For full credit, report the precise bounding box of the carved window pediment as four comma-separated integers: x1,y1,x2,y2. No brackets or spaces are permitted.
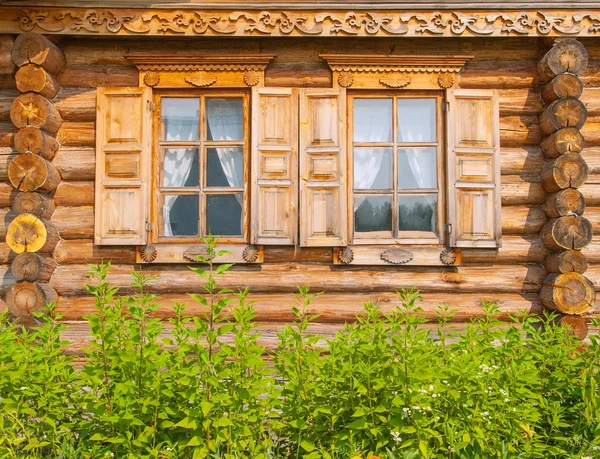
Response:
125,53,277,88
320,54,472,90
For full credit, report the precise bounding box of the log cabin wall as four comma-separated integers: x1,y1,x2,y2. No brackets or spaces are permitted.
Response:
0,33,599,353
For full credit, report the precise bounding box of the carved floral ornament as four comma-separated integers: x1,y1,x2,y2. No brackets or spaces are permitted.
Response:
9,9,600,37
125,53,275,88
321,54,471,89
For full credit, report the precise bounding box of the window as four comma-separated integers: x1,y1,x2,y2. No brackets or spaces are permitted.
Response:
350,92,443,244
94,82,501,264
153,91,249,243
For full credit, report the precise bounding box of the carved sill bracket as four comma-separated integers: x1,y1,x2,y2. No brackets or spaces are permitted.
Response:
321,54,472,90
334,246,461,266
126,53,277,88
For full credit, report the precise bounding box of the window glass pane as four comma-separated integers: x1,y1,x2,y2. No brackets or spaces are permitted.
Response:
206,147,244,188
163,148,199,187
398,147,437,189
397,98,436,142
162,98,199,141
398,195,437,233
354,195,393,235
163,194,199,236
354,148,392,190
206,194,243,236
353,99,392,143
206,98,244,141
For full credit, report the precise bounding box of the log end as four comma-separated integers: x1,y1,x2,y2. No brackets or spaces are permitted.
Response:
541,272,595,315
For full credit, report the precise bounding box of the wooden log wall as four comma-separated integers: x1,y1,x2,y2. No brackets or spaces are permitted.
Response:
3,32,63,321
0,35,599,352
537,39,595,338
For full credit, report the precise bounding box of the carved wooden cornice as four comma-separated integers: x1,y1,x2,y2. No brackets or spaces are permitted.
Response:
125,53,276,88
4,8,600,37
321,54,472,89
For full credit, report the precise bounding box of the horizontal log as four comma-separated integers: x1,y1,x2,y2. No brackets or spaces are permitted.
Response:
0,36,15,75
11,32,66,76
540,272,595,315
56,122,95,147
501,205,546,235
498,89,542,116
541,73,583,104
460,62,538,89
581,88,600,116
56,65,138,88
500,147,544,176
52,239,136,264
10,92,63,134
0,148,15,181
12,252,57,282
52,147,95,180
581,117,600,146
583,148,600,176
540,215,592,251
539,98,587,135
15,64,61,99
6,213,60,254
0,265,15,296
540,152,589,193
55,292,543,323
540,127,584,158
499,115,542,147
544,250,588,275
8,152,61,193
0,244,14,264
543,188,585,218
0,122,14,147
14,126,59,159
538,39,588,84
580,183,600,205
265,62,331,88
500,176,545,205
586,265,600,292
588,207,600,235
54,181,94,207
553,314,588,341
52,206,94,240
461,235,549,264
54,88,96,121
6,281,58,316
582,237,600,263
50,263,547,296
0,89,18,121
13,191,55,218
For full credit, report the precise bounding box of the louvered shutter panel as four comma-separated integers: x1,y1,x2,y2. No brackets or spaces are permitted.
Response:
299,88,347,247
251,87,298,245
447,89,501,248
95,87,152,245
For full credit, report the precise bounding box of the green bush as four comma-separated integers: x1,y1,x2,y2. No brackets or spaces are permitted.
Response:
0,238,599,458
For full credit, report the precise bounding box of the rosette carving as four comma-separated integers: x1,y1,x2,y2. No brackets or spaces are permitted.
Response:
381,247,413,264
379,73,411,88
437,72,454,89
337,72,354,88
339,247,354,264
440,249,457,266
143,71,160,87
141,245,157,263
243,70,260,87
184,72,217,87
243,245,259,263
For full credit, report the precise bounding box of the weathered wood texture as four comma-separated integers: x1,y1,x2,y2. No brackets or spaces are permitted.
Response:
10,92,63,134
11,32,66,76
5,213,60,254
15,64,61,99
540,272,595,314
6,281,58,316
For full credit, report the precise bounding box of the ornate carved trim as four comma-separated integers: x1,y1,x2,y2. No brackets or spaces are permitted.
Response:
337,72,354,88
185,72,217,87
126,53,275,88
440,249,457,266
379,73,411,88
243,70,260,86
381,247,414,264
243,245,259,263
140,245,157,263
7,9,600,37
437,72,455,89
322,54,469,89
183,245,213,262
339,247,354,264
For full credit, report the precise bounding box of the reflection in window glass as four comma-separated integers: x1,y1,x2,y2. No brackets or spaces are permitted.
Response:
354,195,393,234
206,147,244,188
163,148,199,187
162,98,199,141
354,99,392,143
398,148,437,189
206,194,243,236
354,148,393,190
398,195,437,233
163,194,199,236
206,98,244,141
397,98,436,142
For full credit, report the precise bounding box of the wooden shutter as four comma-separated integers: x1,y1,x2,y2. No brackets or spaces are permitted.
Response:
251,87,298,245
298,88,347,247
95,87,152,245
447,89,501,248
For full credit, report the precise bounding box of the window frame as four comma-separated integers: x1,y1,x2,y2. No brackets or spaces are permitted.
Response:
150,88,251,245
347,90,446,246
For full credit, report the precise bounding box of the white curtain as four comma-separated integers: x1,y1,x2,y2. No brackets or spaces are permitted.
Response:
353,100,392,210
163,113,197,236
397,99,437,229
206,99,244,191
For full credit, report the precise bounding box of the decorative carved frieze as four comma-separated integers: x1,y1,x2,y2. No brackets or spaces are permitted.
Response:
381,247,414,264
125,53,276,88
7,9,600,37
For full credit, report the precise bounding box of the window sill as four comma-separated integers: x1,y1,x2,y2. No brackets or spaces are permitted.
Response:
136,244,263,264
333,246,461,266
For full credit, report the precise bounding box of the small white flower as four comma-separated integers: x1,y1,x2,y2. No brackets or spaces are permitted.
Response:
429,385,434,391
412,405,421,411
481,411,489,417
391,431,402,443
581,456,593,459
434,416,440,421
403,407,411,413
19,387,27,391
593,446,600,451
504,398,510,403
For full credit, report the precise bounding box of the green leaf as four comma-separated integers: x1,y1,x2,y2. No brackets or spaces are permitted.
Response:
300,440,315,452
186,436,202,447
200,401,213,416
